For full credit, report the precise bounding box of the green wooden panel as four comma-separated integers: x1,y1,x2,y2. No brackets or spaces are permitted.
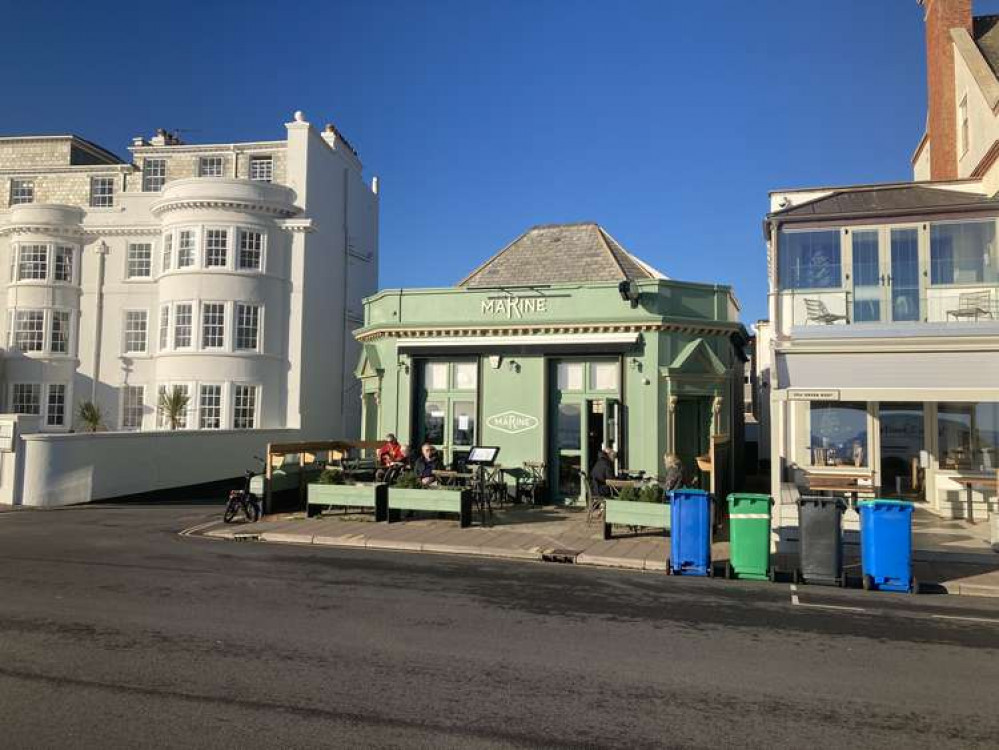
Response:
604,499,671,530
308,483,380,508
389,489,463,513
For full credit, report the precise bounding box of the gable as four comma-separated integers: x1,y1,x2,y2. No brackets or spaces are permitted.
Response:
667,338,727,377
355,344,383,379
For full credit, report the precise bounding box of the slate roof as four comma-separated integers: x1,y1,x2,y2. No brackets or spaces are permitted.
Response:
771,185,999,220
458,223,667,288
974,15,999,78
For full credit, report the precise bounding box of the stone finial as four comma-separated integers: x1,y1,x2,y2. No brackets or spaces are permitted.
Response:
371,176,379,194
294,111,306,123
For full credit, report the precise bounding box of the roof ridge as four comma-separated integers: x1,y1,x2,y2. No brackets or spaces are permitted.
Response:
595,226,630,279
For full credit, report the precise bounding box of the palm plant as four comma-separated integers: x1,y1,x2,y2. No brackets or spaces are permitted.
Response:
157,387,190,430
76,400,104,433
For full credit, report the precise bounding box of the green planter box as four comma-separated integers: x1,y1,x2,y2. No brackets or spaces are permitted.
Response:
388,487,472,528
603,499,670,540
307,482,387,521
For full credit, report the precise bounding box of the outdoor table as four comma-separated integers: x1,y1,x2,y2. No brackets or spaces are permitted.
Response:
434,470,473,488
953,474,998,523
803,474,877,509
605,479,642,497
500,467,532,504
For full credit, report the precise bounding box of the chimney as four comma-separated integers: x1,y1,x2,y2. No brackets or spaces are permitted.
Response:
922,0,973,180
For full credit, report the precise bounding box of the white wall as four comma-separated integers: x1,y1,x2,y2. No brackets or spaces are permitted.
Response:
17,427,297,506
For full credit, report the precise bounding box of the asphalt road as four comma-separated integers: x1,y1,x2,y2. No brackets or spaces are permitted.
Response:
1,502,998,749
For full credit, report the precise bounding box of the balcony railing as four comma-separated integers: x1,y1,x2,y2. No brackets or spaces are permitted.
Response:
780,285,999,332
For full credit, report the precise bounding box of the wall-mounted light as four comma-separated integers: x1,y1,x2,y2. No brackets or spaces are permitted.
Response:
489,355,502,369
618,279,640,309
397,358,410,374
628,358,642,372
507,359,521,373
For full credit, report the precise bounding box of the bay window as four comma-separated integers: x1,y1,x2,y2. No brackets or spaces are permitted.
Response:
779,230,842,290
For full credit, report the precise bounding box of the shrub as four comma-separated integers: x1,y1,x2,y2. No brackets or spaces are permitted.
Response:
394,471,421,490
318,468,346,485
617,485,639,503
639,484,664,504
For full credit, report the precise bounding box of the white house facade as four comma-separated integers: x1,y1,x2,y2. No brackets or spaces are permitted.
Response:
0,112,378,505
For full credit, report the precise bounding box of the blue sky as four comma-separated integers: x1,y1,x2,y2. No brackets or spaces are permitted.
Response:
8,0,999,323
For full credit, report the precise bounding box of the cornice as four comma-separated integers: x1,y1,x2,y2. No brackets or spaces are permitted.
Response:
0,223,86,238
356,320,739,342
84,225,162,236
775,336,999,355
150,196,299,218
277,218,314,233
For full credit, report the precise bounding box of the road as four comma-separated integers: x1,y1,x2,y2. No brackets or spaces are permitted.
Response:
0,501,997,749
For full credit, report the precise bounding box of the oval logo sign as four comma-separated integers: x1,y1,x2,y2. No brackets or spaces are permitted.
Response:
486,411,539,435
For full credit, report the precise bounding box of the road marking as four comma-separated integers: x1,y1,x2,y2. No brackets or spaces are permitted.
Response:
931,614,999,625
179,519,219,537
796,602,867,613
789,584,799,605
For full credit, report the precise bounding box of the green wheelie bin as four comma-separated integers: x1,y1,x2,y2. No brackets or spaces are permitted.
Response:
725,493,774,581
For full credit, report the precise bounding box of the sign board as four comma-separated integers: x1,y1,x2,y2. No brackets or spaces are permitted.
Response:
481,297,550,320
0,420,14,452
486,411,539,435
787,389,840,401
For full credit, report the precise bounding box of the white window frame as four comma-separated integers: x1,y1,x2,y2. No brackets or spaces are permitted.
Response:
235,303,261,352
53,245,75,284
45,384,67,428
10,383,41,415
172,302,194,350
9,179,34,206
232,383,260,429
121,384,145,431
204,227,229,268
126,242,154,280
198,156,225,177
198,383,224,430
158,304,171,352
123,309,149,355
142,159,166,192
11,309,45,352
16,244,48,281
157,382,193,430
176,229,196,268
50,310,71,355
89,176,115,208
200,302,226,350
249,156,273,183
237,228,265,271
161,231,173,273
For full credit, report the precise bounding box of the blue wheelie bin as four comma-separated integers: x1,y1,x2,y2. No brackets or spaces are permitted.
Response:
858,499,916,593
669,489,712,576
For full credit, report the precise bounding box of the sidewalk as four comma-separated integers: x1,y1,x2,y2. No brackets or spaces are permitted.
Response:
200,504,999,597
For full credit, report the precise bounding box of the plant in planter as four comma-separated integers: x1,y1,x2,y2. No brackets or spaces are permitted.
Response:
617,485,640,503
394,471,422,490
317,468,346,485
639,484,664,504
604,483,671,540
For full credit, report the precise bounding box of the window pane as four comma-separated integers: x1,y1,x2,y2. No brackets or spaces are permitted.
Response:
51,311,70,354
851,230,881,323
124,310,148,353
46,384,66,426
122,385,144,430
938,402,999,471
557,362,583,391
237,229,262,270
235,304,259,350
89,177,114,208
9,179,34,206
177,230,195,267
233,385,257,429
557,402,581,450
891,228,920,322
810,402,868,467
249,156,273,182
198,157,224,177
13,310,44,351
174,304,193,348
453,362,477,390
589,361,618,391
779,230,842,290
54,246,74,283
423,361,447,391
162,232,173,272
423,400,445,444
159,306,170,351
201,303,225,349
452,401,475,446
205,229,228,267
930,221,998,285
127,243,152,279
199,385,222,429
142,159,166,192
11,384,40,414
17,245,48,280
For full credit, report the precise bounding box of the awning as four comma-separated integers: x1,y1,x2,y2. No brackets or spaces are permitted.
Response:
397,332,641,356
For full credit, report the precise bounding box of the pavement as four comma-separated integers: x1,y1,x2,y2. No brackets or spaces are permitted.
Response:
2,500,999,749
202,503,999,597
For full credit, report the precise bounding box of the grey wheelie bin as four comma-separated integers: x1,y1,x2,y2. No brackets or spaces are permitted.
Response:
795,496,846,586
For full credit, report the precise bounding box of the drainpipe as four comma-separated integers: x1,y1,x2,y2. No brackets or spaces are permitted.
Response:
340,167,350,427
91,241,109,402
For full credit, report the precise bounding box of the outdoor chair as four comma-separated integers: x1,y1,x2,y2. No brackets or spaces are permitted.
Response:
580,469,603,524
946,290,993,322
804,298,849,325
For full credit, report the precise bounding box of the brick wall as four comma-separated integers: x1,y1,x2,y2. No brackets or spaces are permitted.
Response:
924,0,973,180
0,139,73,170
2,171,126,208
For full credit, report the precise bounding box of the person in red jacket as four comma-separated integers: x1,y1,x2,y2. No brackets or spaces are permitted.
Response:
377,434,405,466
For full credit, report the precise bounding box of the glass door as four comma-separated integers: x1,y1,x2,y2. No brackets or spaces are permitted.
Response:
852,229,882,323
879,402,924,500
415,360,477,468
889,228,921,322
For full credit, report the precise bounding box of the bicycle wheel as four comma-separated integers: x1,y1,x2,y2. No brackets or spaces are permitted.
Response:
223,500,239,524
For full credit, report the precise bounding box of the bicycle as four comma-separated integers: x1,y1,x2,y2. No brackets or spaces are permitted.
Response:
223,456,265,524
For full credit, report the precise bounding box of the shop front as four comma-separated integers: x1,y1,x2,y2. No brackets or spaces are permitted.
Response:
354,223,747,502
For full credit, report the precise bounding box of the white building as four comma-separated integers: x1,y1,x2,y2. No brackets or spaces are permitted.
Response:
766,0,999,546
0,112,378,505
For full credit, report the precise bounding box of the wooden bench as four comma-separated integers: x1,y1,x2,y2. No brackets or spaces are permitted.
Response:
307,482,387,521
387,488,473,528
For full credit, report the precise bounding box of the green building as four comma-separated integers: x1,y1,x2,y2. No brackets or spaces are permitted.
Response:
354,223,748,501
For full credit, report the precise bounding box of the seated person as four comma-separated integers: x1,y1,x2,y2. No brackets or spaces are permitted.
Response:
590,446,616,497
377,433,406,466
413,442,442,486
661,453,684,493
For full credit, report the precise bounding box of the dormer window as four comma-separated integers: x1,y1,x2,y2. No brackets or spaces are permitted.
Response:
198,156,224,177
9,179,34,206
249,156,273,182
